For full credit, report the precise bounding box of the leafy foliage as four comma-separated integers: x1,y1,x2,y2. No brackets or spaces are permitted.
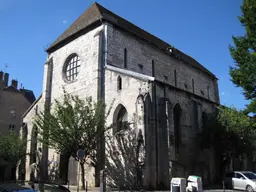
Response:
34,90,109,189
229,0,256,113
201,106,256,177
0,131,27,166
35,90,106,160
218,106,256,140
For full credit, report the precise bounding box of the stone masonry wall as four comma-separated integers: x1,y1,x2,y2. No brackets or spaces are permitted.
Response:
23,25,103,186
47,25,102,101
22,96,46,181
106,23,219,104
106,22,219,188
22,20,220,189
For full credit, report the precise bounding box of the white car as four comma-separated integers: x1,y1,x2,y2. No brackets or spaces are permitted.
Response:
224,171,256,192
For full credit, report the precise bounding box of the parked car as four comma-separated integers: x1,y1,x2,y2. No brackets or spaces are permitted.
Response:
224,171,256,192
0,181,70,192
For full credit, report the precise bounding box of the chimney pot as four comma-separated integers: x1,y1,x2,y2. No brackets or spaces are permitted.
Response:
4,73,9,87
11,79,18,89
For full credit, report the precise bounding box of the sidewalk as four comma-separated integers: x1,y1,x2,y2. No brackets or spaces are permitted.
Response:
65,185,233,192
65,185,99,192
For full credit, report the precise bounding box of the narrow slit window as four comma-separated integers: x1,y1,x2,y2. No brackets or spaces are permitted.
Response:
152,60,155,77
124,48,127,68
117,76,122,90
207,86,210,99
192,78,195,93
174,70,177,86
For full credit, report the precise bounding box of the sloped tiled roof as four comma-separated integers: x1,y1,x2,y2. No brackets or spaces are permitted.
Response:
46,2,217,79
20,89,36,104
3,86,36,104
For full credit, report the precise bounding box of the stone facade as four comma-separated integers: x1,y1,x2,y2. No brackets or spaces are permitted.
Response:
21,2,220,190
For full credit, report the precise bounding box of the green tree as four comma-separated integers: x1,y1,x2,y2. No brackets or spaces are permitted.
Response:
0,132,27,179
201,107,256,178
229,0,256,114
217,106,255,160
35,90,110,189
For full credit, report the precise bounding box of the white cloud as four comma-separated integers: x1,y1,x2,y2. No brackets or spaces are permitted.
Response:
221,92,225,95
62,20,68,24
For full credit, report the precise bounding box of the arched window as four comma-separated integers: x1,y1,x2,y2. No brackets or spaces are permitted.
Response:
173,103,182,154
30,125,38,165
113,104,128,133
117,76,122,91
21,123,28,140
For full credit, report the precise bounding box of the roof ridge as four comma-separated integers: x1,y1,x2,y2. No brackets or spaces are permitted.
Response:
46,2,217,79
46,2,102,52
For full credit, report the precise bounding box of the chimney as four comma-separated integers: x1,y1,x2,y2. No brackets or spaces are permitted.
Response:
0,71,3,81
0,71,3,89
11,79,18,89
4,73,9,87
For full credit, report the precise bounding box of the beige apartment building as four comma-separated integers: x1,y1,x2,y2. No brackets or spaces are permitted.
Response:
0,71,35,181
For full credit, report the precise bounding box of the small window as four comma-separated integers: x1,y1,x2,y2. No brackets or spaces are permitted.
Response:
117,76,122,91
152,60,155,77
9,124,15,131
35,105,38,115
63,54,81,81
192,79,195,93
10,109,16,119
207,86,210,99
124,48,127,68
174,70,177,86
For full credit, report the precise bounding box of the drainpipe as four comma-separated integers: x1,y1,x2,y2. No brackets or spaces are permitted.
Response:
151,61,158,188
97,20,107,185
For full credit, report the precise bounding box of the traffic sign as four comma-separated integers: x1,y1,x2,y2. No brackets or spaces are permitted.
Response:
76,149,85,161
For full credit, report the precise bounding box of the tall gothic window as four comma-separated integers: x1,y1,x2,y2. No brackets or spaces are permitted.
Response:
30,125,38,165
113,104,128,133
202,112,208,130
173,103,182,154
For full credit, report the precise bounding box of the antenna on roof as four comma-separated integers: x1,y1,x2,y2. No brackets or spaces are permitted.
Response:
3,63,9,72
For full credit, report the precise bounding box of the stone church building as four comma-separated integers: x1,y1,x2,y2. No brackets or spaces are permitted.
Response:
20,2,220,190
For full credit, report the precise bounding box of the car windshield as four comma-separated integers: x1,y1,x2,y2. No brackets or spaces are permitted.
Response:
243,172,256,180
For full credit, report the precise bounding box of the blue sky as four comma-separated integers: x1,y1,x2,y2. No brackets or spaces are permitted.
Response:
0,0,249,109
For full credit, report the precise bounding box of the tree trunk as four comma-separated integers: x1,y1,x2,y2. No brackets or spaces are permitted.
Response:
59,154,70,184
80,162,86,190
11,166,16,181
95,162,100,187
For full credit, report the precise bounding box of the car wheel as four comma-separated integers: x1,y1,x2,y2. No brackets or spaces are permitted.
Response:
246,185,253,192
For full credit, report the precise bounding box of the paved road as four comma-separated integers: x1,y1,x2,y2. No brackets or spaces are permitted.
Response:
68,189,234,192
66,185,236,192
